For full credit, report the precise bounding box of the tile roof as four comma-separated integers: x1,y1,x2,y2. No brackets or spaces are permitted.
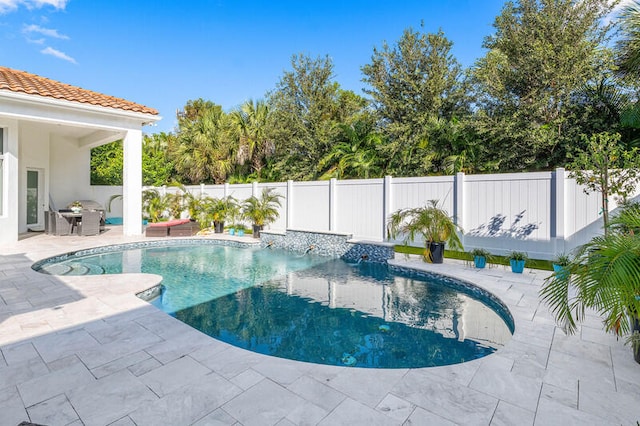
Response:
0,66,158,115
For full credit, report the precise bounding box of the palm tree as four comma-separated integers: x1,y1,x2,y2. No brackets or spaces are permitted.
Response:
242,188,283,238
172,105,233,184
540,203,640,363
617,1,640,80
230,99,275,179
318,120,382,179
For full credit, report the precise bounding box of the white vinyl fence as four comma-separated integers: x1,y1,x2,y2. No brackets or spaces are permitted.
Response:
93,168,639,260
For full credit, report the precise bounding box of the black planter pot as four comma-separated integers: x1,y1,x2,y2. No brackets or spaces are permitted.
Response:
429,242,445,264
252,224,263,239
214,221,225,233
632,317,640,364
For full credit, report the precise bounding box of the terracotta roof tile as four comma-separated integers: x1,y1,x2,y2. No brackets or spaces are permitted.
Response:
0,66,158,115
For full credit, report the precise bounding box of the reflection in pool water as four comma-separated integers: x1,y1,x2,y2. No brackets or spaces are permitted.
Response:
34,243,513,368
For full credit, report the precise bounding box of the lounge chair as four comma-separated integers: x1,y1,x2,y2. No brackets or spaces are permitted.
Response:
145,219,200,237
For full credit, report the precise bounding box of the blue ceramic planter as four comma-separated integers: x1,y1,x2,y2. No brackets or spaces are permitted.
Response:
474,255,487,269
510,259,525,273
552,263,569,280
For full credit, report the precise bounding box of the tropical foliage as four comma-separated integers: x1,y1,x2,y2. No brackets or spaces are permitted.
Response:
242,188,283,227
91,0,640,188
540,203,640,354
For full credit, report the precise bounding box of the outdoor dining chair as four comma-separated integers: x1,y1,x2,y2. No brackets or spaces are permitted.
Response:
77,210,101,236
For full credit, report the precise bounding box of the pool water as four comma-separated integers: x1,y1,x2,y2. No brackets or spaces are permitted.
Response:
35,243,514,368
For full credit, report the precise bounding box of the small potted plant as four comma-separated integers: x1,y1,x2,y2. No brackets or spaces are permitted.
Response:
69,201,83,213
508,251,528,273
552,253,571,280
470,248,491,269
387,200,463,263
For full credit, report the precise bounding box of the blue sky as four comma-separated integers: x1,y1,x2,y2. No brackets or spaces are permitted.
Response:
3,1,516,133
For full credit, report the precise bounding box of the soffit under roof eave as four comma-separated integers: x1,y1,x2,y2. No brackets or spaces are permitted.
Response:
0,89,162,128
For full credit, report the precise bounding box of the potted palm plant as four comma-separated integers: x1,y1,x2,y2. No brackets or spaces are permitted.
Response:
552,253,571,280
541,202,640,364
242,188,283,238
387,200,463,263
470,248,492,269
508,251,527,273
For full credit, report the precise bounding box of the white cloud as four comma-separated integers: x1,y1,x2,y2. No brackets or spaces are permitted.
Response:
23,23,68,39
0,0,68,14
41,46,76,63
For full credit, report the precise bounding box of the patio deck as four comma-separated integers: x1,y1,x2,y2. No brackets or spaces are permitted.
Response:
0,228,639,425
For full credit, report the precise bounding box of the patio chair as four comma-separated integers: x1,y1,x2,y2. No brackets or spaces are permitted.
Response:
77,210,101,236
52,212,73,236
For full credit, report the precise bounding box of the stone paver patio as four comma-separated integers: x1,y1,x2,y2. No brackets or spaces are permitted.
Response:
1,228,639,425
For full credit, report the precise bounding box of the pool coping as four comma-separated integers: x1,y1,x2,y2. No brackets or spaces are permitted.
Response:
0,229,638,425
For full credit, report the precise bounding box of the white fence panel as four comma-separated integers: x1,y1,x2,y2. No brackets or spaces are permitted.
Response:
201,185,226,199
291,181,330,231
258,182,288,232
465,172,552,241
335,179,384,240
391,176,455,214
225,184,253,203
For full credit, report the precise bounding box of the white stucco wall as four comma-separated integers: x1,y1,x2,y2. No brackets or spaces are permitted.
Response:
18,125,51,232
49,133,92,210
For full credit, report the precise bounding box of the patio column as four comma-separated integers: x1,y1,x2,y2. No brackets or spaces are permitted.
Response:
122,129,143,236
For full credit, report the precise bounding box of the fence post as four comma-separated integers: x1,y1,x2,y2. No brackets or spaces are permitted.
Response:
329,178,337,232
224,182,229,198
383,176,393,240
200,183,205,196
552,168,566,255
252,181,259,197
454,172,465,229
287,180,294,229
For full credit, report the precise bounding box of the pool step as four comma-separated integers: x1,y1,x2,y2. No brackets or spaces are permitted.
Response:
40,262,105,276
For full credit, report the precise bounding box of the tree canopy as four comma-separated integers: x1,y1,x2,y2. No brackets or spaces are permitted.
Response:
92,0,640,186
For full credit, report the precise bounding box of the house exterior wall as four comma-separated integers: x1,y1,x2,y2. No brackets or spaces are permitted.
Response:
49,133,92,210
0,88,159,245
18,125,51,232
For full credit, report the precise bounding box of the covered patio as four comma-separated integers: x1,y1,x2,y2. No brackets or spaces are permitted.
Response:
0,66,160,245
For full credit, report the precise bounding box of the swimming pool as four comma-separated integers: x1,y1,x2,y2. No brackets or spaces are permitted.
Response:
34,241,514,368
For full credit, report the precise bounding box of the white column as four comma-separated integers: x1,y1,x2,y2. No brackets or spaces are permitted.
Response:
252,181,259,197
0,119,19,244
122,129,143,236
224,182,229,198
383,175,393,240
286,179,293,229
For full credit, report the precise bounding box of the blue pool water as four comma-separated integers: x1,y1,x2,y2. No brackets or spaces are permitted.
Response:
34,242,514,368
